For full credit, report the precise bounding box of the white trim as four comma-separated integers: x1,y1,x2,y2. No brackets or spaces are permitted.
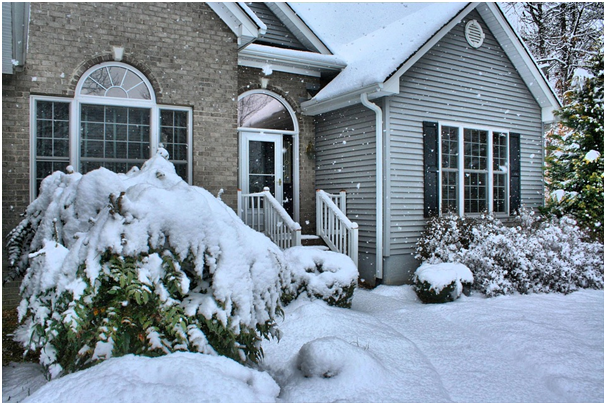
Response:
157,105,194,184
239,131,284,203
437,121,511,216
237,89,300,222
238,44,345,78
301,82,391,116
207,2,265,48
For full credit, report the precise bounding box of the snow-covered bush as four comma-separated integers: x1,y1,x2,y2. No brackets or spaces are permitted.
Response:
282,247,357,308
7,152,284,378
413,263,473,304
416,209,603,297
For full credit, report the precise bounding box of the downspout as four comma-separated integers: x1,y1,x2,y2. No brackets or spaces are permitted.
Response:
360,93,383,280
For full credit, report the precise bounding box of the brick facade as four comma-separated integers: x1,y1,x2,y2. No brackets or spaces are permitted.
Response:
2,2,241,306
2,3,322,307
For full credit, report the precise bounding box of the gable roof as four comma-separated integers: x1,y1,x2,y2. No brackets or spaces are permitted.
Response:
291,2,560,121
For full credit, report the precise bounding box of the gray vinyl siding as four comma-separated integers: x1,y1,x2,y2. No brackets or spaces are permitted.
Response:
247,2,307,51
2,2,13,74
315,104,378,279
386,9,543,259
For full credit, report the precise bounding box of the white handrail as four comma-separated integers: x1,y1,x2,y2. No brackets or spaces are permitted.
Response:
316,190,358,266
238,188,301,249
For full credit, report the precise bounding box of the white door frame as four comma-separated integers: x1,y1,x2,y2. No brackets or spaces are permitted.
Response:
239,131,284,202
237,90,300,222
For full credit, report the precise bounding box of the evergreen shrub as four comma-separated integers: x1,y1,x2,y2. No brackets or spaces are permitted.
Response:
282,247,358,308
7,153,284,378
416,209,604,297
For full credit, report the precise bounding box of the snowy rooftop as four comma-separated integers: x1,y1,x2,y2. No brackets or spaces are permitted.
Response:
290,2,468,102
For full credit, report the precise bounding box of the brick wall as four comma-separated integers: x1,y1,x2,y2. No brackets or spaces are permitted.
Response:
2,2,240,307
237,66,319,234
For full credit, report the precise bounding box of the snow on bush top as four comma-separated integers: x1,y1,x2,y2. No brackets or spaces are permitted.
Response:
414,263,473,291
12,151,286,372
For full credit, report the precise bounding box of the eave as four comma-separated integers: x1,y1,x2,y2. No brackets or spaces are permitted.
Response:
238,44,345,78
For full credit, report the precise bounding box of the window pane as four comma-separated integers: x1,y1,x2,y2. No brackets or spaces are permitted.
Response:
441,126,459,169
441,171,458,213
36,100,70,158
79,65,152,100
493,132,508,172
36,160,70,193
80,104,150,173
464,172,487,213
238,93,295,131
160,109,190,181
464,129,487,170
493,173,507,213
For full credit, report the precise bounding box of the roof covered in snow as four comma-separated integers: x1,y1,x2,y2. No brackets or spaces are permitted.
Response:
290,2,468,102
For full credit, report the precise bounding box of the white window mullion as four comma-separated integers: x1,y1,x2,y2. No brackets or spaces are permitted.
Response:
70,100,80,173
488,130,494,213
457,125,465,216
150,106,159,157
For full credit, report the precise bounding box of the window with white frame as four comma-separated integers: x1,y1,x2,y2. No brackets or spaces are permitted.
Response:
31,62,192,197
439,123,509,215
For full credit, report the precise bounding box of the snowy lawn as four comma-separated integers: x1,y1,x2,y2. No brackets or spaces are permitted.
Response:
3,286,603,403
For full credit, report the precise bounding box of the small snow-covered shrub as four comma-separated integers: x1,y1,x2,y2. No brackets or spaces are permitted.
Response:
416,209,604,297
413,263,473,304
282,247,358,308
296,337,381,379
7,152,284,378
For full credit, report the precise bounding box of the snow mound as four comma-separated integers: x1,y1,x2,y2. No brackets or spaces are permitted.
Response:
23,352,280,403
297,336,383,379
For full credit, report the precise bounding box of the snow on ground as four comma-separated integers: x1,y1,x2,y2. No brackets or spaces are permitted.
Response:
3,287,603,402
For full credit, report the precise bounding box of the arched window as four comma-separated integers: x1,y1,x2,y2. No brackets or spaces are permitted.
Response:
238,92,295,131
30,62,192,197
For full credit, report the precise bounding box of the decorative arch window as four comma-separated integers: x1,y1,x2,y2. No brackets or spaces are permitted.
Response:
30,62,192,198
238,92,296,132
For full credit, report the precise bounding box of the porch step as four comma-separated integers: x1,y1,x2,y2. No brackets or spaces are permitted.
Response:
300,235,329,250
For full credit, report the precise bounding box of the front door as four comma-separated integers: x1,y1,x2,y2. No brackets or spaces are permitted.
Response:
240,131,283,203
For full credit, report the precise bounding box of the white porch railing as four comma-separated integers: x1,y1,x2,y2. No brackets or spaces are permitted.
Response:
316,190,359,266
237,187,301,249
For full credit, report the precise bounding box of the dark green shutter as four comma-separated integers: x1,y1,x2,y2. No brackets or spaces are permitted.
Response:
509,132,521,215
423,121,439,218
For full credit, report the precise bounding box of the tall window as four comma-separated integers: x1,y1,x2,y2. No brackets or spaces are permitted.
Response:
31,62,192,197
440,124,509,215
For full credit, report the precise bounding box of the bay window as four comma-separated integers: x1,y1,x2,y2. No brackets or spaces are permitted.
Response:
30,62,192,198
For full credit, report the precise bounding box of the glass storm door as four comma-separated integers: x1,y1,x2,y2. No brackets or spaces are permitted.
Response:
241,131,283,202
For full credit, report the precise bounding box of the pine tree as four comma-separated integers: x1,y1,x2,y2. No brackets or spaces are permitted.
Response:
545,49,604,241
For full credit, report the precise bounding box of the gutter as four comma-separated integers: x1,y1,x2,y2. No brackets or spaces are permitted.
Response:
360,93,383,281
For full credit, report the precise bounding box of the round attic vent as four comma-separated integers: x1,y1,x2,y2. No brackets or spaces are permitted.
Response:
465,20,485,48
